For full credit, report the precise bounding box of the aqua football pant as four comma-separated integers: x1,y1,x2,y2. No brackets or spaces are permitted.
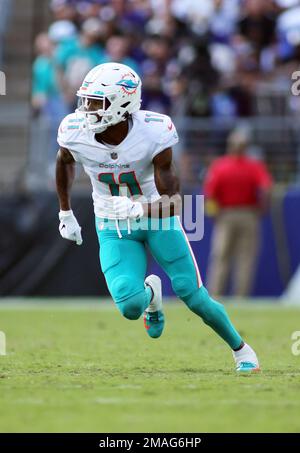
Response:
95,216,243,350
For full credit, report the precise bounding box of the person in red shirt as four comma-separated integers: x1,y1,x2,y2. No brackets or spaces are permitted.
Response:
203,129,273,297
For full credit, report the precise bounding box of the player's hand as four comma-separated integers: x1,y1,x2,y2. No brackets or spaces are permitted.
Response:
111,196,144,220
58,210,83,245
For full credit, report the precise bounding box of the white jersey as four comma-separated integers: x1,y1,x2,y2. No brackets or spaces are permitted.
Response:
57,110,179,218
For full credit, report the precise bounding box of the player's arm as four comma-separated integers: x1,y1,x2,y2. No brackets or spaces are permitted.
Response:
144,147,181,217
56,147,75,210
56,147,83,245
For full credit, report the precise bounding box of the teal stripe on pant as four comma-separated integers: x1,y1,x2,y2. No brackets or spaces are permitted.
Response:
182,286,242,350
96,218,152,319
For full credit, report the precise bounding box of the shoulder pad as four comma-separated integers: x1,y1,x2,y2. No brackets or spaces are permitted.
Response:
57,113,85,149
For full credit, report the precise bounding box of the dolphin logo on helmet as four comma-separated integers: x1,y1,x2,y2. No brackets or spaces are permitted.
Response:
76,62,142,134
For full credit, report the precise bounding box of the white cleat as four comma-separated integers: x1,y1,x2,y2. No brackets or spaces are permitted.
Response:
145,275,163,313
143,275,164,339
233,343,260,373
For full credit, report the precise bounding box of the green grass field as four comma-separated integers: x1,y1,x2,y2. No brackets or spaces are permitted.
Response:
0,299,300,433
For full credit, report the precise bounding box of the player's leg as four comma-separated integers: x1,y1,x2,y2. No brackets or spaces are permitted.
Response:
147,217,242,348
147,217,259,371
96,224,152,320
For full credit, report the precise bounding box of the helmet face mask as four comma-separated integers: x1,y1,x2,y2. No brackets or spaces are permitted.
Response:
77,96,113,132
76,62,142,134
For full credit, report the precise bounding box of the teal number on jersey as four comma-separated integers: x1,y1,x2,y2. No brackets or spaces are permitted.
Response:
98,171,143,196
119,172,142,196
98,173,120,196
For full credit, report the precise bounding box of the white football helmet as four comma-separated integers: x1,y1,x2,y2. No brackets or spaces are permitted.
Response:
76,62,142,134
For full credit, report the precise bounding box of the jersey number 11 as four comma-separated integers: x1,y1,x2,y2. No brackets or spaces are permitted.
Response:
98,171,143,196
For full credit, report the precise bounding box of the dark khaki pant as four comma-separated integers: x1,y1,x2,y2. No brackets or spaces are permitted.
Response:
207,208,259,297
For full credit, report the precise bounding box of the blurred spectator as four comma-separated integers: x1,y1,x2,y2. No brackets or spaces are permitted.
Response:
171,0,215,36
30,0,300,124
103,33,140,73
209,0,240,43
276,2,300,60
120,0,152,34
50,0,78,22
141,35,173,112
204,129,273,297
48,18,77,44
184,41,219,117
238,0,276,55
52,18,107,107
32,20,77,121
32,32,68,121
48,19,78,85
32,32,70,173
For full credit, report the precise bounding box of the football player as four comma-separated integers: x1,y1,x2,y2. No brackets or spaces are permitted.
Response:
56,62,260,372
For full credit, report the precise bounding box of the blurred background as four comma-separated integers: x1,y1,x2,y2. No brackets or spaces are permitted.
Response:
0,0,300,300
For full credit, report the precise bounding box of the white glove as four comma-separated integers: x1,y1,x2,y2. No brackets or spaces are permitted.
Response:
58,210,83,245
111,196,144,220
